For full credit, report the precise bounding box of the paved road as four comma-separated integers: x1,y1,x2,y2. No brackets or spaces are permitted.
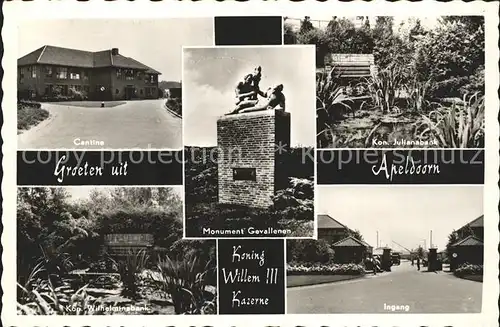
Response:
287,261,482,313
18,99,182,149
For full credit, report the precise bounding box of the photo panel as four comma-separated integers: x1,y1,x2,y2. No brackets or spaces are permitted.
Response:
182,45,316,238
17,18,214,150
284,16,485,149
287,185,484,314
16,186,218,315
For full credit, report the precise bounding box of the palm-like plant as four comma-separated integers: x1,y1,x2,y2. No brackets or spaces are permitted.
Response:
316,67,353,147
365,64,406,113
156,254,214,314
118,249,149,299
405,78,433,112
415,93,485,148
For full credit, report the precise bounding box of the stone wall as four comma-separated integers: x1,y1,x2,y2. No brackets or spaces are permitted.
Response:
217,110,291,208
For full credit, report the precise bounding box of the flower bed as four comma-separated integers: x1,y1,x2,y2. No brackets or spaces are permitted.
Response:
17,101,49,131
454,263,483,277
287,262,365,275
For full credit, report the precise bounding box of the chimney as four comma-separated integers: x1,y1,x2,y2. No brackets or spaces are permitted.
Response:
111,48,119,56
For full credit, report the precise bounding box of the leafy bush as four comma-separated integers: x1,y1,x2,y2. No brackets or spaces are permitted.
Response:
88,256,119,273
287,262,365,275
415,93,485,148
454,263,483,276
18,100,42,109
18,103,50,130
271,177,314,221
287,239,335,264
166,98,182,117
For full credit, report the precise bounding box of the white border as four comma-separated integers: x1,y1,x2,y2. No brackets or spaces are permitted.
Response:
2,1,499,327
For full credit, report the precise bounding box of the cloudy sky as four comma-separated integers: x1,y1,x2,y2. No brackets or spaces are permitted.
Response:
318,186,483,251
183,46,316,147
17,18,213,82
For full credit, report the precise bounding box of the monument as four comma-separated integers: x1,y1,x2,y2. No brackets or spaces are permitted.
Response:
217,67,290,208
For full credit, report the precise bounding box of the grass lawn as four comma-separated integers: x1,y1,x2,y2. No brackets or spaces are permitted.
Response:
17,105,50,131
287,274,364,288
47,101,126,108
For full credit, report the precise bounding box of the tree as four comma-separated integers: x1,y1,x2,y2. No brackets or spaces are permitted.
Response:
283,22,297,44
349,229,364,242
297,28,329,67
411,16,485,97
416,245,425,259
372,16,397,69
299,16,314,35
324,17,373,54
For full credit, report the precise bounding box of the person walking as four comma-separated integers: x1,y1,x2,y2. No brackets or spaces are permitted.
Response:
416,256,421,271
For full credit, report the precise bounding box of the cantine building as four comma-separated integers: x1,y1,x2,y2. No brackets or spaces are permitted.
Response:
18,45,161,101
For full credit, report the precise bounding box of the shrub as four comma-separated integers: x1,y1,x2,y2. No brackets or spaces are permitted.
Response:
454,263,483,276
17,103,50,131
287,262,365,276
87,256,118,273
18,100,42,109
166,98,182,117
270,177,314,221
287,239,334,264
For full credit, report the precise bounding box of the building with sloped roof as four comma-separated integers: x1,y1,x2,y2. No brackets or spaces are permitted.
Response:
18,45,161,101
456,215,484,241
332,235,372,263
449,215,484,271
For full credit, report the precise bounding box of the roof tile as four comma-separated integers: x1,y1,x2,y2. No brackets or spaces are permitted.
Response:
18,45,161,74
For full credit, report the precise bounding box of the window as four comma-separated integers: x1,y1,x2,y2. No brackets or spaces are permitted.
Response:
83,85,90,94
145,87,152,97
45,66,53,78
56,67,68,79
233,168,257,181
31,66,37,78
19,67,25,83
125,69,134,80
116,69,122,79
140,89,143,95
83,70,89,80
136,71,143,80
70,70,80,80
149,74,155,84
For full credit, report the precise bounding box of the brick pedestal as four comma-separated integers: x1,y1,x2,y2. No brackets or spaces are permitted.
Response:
217,110,291,208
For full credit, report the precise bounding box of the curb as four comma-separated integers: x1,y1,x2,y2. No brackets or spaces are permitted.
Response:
164,101,182,119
